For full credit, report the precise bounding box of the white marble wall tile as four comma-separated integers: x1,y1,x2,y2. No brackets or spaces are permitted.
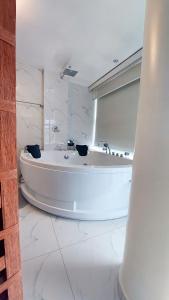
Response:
16,61,43,166
44,71,94,148
17,64,95,152
22,251,74,300
61,232,124,300
20,204,59,261
16,62,42,104
44,71,69,148
16,102,43,154
68,82,94,145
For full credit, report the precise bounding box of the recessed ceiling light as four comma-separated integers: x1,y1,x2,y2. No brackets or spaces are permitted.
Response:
113,59,119,64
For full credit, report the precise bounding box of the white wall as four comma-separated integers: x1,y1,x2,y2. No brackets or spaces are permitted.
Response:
16,62,43,156
121,1,169,299
44,70,94,149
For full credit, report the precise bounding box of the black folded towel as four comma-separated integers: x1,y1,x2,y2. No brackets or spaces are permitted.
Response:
76,145,88,156
26,144,41,159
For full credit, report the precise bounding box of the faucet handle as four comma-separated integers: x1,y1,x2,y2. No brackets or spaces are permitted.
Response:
24,146,28,153
103,143,109,148
67,139,74,146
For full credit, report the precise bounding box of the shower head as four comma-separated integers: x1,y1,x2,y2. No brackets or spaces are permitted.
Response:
60,67,78,79
63,68,78,77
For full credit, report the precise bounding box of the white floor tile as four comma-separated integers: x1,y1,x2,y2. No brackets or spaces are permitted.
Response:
22,251,74,300
61,232,125,300
111,225,127,262
20,204,59,261
20,200,127,300
51,215,127,248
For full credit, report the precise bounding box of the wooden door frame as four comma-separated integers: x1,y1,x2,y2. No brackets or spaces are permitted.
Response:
0,1,23,299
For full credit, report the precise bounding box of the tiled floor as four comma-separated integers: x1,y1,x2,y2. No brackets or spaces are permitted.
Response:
19,195,127,300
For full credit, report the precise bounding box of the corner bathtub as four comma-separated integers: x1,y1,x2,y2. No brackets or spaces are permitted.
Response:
20,150,132,220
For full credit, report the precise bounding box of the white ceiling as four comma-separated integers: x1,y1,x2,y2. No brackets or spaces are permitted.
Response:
16,0,146,86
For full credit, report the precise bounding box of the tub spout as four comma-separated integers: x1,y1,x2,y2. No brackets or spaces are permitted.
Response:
103,143,111,154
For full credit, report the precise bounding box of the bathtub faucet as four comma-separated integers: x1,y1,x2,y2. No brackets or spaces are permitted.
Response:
103,143,111,154
67,139,75,150
24,146,28,153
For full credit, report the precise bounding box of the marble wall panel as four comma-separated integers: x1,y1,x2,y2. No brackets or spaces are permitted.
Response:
68,82,94,145
44,71,69,149
16,62,43,158
44,71,94,149
16,62,42,104
16,102,43,153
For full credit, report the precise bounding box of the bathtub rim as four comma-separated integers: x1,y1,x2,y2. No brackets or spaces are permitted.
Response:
20,150,132,174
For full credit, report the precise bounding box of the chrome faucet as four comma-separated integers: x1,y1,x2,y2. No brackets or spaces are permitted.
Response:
67,139,75,150
24,146,28,153
103,143,111,154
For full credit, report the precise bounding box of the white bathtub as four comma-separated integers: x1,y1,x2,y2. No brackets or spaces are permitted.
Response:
20,150,132,220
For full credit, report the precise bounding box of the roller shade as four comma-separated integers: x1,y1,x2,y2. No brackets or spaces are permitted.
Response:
91,63,141,99
95,80,140,152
